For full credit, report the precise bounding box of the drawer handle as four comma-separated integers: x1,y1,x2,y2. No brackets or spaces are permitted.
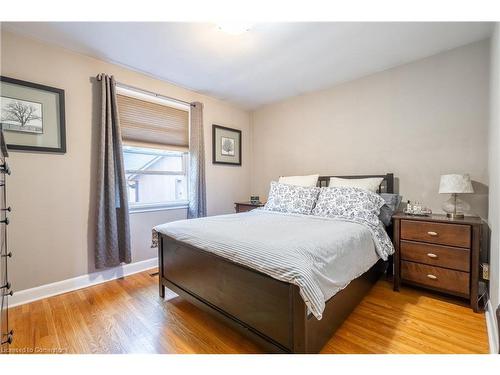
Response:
426,274,438,280
427,231,438,236
427,253,438,258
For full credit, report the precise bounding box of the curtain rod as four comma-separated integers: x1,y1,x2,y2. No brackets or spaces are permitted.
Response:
115,81,194,107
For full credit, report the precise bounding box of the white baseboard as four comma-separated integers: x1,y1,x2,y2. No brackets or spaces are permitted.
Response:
9,257,158,308
485,300,499,354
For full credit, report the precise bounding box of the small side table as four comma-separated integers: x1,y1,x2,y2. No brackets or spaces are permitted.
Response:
392,212,483,312
235,201,265,213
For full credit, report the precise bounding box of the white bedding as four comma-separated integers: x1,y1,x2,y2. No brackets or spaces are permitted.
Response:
154,209,393,319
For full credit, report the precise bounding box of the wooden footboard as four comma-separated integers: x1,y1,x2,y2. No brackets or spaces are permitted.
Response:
158,234,386,353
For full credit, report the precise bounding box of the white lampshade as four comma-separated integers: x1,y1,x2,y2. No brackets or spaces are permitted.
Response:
439,174,474,194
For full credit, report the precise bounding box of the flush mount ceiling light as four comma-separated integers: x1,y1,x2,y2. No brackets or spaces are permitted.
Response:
215,22,255,35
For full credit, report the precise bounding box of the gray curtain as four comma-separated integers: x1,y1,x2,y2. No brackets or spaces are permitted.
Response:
188,102,207,218
95,73,131,268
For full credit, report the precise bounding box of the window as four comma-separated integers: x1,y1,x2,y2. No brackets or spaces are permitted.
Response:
123,146,189,211
116,85,190,212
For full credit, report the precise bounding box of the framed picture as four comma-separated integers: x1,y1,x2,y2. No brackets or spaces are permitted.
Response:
0,76,66,153
212,124,241,165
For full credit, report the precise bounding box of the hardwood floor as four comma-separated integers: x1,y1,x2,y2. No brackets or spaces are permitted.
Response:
7,269,489,354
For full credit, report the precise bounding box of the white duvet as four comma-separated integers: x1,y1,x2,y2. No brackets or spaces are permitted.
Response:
154,209,393,319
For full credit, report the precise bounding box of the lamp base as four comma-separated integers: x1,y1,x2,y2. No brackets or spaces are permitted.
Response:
442,193,469,220
446,212,465,219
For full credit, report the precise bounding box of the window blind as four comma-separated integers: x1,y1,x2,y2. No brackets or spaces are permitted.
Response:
117,94,189,151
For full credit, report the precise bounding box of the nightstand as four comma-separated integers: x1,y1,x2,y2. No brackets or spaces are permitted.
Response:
235,201,265,213
392,213,482,312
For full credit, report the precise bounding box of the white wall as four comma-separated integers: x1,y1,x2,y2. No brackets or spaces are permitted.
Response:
488,23,500,347
128,209,186,265
1,30,252,291
251,40,490,219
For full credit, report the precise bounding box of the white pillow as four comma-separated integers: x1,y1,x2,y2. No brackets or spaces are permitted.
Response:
329,177,383,193
312,186,386,226
278,174,319,187
264,181,320,215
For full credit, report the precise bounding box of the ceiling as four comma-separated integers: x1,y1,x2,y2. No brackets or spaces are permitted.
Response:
2,22,493,109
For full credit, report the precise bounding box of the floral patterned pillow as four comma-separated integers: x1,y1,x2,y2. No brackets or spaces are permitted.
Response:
264,181,320,215
312,186,386,226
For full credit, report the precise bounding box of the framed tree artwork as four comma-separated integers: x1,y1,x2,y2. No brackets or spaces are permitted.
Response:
0,76,66,153
212,124,242,166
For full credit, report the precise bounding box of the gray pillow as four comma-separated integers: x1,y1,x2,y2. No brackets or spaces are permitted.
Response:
379,193,402,226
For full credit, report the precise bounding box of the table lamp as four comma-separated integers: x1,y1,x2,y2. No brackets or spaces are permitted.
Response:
439,174,474,219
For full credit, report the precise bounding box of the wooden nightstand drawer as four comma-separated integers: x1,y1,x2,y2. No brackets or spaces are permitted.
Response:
400,220,471,248
400,240,470,272
235,202,265,213
393,213,482,312
401,261,470,297
236,205,256,213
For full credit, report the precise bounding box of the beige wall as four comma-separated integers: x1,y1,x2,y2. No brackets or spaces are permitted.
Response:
488,23,500,345
1,31,252,291
251,40,490,219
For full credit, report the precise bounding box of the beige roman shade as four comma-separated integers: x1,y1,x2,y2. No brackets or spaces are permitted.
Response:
117,94,189,151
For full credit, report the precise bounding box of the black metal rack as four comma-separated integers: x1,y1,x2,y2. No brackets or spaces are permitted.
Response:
0,125,12,352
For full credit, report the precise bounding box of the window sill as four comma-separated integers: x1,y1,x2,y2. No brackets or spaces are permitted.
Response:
129,202,189,214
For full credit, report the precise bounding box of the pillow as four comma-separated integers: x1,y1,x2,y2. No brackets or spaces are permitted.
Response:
264,181,320,215
328,177,383,193
378,193,402,226
312,186,386,226
278,174,319,187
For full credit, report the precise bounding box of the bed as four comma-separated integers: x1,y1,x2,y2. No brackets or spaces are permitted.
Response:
156,174,394,353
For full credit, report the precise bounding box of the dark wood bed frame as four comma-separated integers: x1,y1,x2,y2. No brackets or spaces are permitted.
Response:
158,174,394,353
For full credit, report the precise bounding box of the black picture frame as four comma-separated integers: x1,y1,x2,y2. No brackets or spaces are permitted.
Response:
212,124,242,166
0,76,66,153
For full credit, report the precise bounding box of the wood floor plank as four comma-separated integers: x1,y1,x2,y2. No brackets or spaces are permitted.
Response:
6,269,489,354
357,304,483,353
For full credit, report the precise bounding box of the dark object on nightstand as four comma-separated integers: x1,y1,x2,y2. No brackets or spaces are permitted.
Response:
250,196,260,204
235,201,265,213
392,212,482,312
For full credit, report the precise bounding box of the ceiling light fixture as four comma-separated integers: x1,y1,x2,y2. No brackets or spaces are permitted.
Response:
215,22,255,35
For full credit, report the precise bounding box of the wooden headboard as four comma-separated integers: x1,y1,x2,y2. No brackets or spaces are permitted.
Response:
317,173,394,194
